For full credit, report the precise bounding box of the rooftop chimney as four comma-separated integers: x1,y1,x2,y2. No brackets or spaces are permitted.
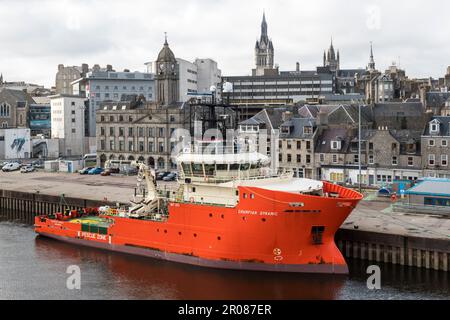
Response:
296,62,300,72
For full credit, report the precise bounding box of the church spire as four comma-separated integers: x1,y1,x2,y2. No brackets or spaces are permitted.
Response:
261,11,268,39
368,41,376,70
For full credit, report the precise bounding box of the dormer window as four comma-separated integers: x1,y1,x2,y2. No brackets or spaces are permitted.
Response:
281,126,290,135
331,140,341,151
429,120,440,135
303,126,313,135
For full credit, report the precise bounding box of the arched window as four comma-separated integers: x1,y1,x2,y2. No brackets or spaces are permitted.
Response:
128,155,135,161
0,103,11,118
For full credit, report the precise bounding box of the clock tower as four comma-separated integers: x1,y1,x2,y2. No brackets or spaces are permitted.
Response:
156,34,179,106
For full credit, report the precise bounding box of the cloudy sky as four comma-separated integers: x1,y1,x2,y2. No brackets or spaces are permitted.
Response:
1,0,449,88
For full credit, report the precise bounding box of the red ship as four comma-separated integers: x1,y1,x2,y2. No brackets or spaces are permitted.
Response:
35,151,362,274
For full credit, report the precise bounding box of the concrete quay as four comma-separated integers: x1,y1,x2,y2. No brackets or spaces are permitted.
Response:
0,171,448,271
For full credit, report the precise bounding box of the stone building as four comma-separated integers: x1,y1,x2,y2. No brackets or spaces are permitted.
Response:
96,98,186,170
0,88,34,129
55,64,90,95
96,38,187,170
421,116,450,178
278,117,318,179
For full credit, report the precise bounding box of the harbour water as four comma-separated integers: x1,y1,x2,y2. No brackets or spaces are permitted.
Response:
0,222,448,300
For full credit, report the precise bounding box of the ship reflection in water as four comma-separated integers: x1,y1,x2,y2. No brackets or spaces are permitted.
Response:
0,223,448,300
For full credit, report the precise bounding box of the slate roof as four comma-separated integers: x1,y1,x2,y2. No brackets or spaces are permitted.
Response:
0,88,35,106
424,116,450,136
371,102,428,131
280,118,316,139
315,127,356,154
426,91,450,109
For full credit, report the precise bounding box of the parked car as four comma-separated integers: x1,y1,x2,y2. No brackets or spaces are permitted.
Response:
2,162,21,172
163,172,178,182
88,167,104,175
101,167,120,176
156,171,170,180
20,165,35,173
31,160,44,169
126,167,138,176
79,167,94,175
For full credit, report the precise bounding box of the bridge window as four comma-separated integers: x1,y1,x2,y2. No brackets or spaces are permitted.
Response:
181,162,192,175
216,163,228,171
230,164,240,171
192,163,203,175
204,164,215,176
240,163,250,171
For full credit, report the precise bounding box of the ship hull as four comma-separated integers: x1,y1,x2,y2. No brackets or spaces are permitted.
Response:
34,182,362,275
38,232,349,274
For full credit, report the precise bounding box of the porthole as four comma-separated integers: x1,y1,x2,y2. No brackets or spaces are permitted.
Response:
262,218,266,222
164,230,168,234
221,214,225,219
209,213,213,218
178,232,182,236
217,236,221,241
194,233,197,238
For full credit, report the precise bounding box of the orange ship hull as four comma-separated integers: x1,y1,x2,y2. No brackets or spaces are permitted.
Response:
35,182,362,274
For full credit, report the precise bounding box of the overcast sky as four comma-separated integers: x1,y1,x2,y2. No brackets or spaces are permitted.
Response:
1,0,449,88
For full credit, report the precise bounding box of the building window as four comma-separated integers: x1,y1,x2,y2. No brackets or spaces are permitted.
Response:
331,141,341,151
100,127,105,136
158,127,165,137
128,141,134,152
442,155,448,166
139,141,144,152
408,157,414,166
332,154,338,164
279,140,282,149
442,140,448,147
369,155,374,165
428,154,435,166
354,154,359,164
306,141,311,150
429,139,435,147
119,141,124,151
170,115,176,122
306,154,311,164
319,154,324,163
0,103,11,118
149,128,154,137
118,127,124,136
100,140,105,151
100,116,105,122
148,142,154,152
110,140,115,150
287,154,292,163
138,127,144,137
159,142,164,153
279,154,282,162
369,142,374,151
392,156,398,166
72,128,76,134
297,141,301,149
110,116,114,122
287,140,292,150
128,127,134,137
297,154,301,163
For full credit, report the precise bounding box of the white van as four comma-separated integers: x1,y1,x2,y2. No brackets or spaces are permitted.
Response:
2,162,21,172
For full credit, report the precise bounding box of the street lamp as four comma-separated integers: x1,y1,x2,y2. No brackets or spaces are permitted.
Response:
358,102,362,194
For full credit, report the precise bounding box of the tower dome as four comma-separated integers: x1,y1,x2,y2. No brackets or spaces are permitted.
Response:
157,34,176,63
